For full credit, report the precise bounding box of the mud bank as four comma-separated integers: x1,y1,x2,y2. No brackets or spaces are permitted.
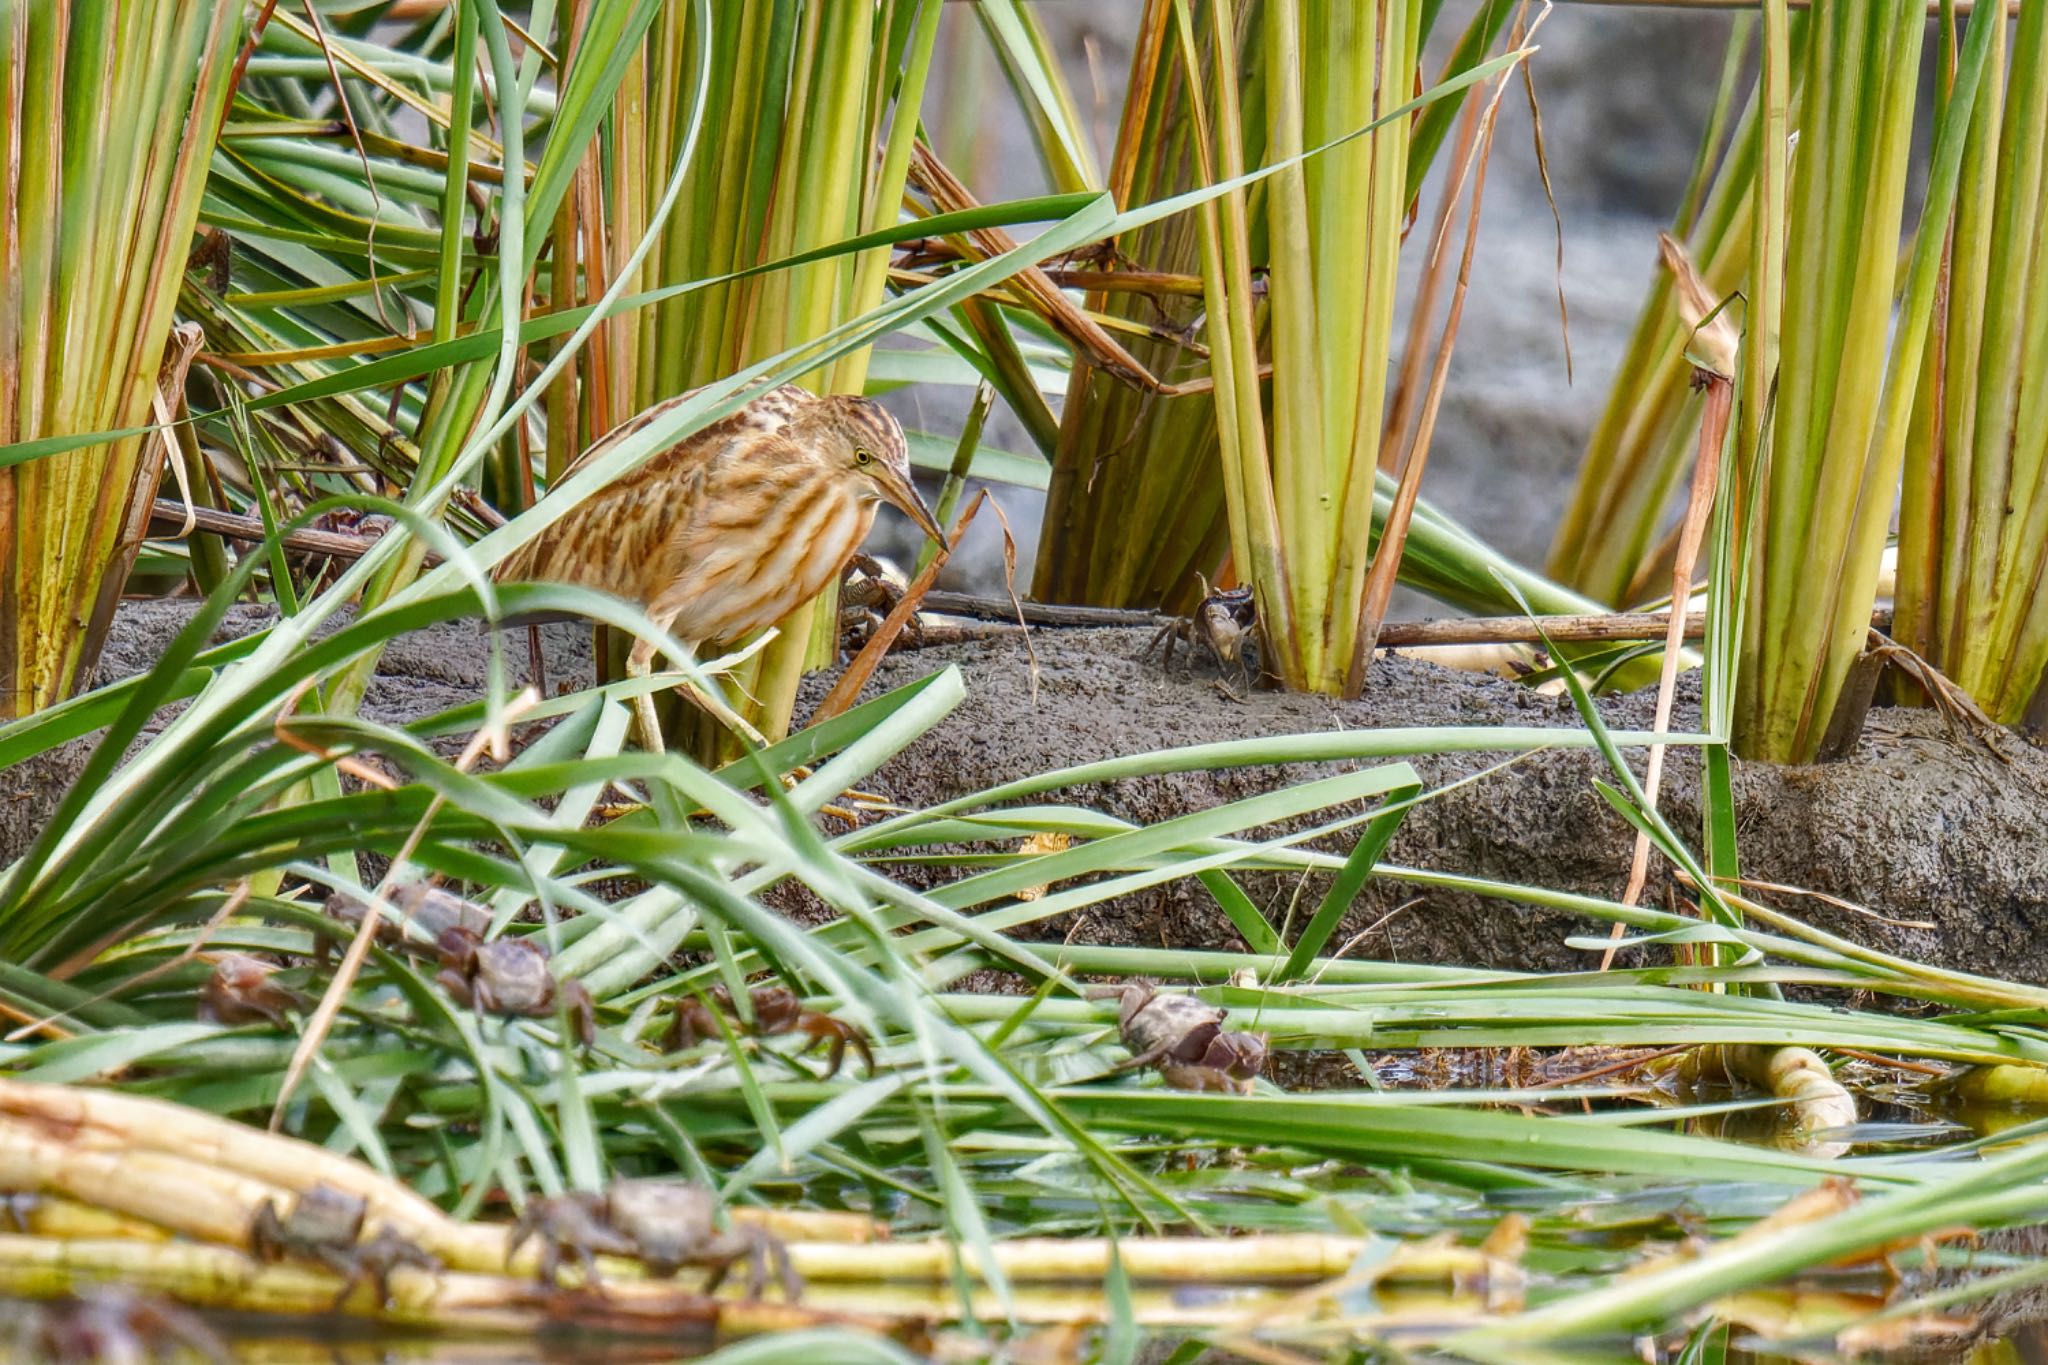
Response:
9,601,2044,983
793,626,2048,982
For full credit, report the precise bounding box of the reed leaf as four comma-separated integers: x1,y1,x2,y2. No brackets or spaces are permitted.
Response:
1736,1,1993,762
1031,0,1261,615
1548,19,1800,607
0,0,243,717
1895,0,2048,725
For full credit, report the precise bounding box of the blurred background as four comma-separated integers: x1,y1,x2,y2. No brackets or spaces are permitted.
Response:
872,1,1738,599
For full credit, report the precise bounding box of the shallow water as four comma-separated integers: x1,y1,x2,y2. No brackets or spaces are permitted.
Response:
19,1325,2046,1363
8,1048,2041,1362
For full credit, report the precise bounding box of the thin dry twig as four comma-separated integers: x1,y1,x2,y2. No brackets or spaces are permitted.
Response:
1533,1044,1688,1090
1672,871,1937,932
1603,233,1736,971
1520,2,1574,384
218,0,283,139
907,142,1268,397
1831,1048,1950,1078
1350,24,1522,690
976,492,1041,705
1383,81,1483,475
147,498,426,562
1308,899,1426,984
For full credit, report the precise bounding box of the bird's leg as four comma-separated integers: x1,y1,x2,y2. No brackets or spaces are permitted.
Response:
526,623,549,698
630,634,776,754
630,636,877,818
685,676,772,751
626,637,667,755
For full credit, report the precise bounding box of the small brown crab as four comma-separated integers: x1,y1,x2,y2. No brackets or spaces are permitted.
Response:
436,926,596,1046
666,984,873,1077
1088,979,1269,1094
294,508,398,594
1140,576,1260,688
509,1179,800,1300
248,1184,440,1309
838,552,921,655
198,953,303,1028
320,883,493,961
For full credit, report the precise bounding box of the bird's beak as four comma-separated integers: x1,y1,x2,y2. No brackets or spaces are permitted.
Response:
874,464,946,543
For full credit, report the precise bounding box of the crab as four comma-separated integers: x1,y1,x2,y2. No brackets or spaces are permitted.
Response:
508,1179,800,1300
248,1184,440,1310
666,984,874,1077
838,552,922,655
393,883,495,940
295,507,397,593
198,953,302,1028
435,925,596,1046
1140,575,1260,689
319,883,493,961
9,1286,231,1364
1088,979,1269,1094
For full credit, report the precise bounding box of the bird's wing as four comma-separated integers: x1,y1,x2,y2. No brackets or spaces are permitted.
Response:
555,382,809,481
494,448,718,600
495,383,811,593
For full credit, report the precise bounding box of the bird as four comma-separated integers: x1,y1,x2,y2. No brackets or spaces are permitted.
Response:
494,383,944,751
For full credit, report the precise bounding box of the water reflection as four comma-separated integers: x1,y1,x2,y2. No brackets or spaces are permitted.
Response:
7,1301,2048,1363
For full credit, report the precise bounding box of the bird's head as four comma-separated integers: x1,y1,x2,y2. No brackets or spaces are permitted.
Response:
807,395,944,542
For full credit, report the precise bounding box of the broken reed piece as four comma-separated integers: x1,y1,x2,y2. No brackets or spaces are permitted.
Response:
0,1233,1507,1334
919,591,1897,649
154,499,1912,651
147,498,428,564
0,1078,880,1275
0,1079,1503,1298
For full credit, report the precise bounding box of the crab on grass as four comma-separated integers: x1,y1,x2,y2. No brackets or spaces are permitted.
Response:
666,984,874,1077
435,925,596,1046
1088,979,1269,1094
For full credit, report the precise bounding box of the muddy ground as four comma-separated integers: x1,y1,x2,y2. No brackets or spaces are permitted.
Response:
792,625,2048,983
14,600,2046,985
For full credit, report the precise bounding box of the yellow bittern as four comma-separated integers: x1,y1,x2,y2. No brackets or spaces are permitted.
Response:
495,383,943,750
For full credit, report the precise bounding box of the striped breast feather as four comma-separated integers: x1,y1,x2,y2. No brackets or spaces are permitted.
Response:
659,471,871,644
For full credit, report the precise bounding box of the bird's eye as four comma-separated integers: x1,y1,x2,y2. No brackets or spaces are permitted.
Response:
854,447,873,466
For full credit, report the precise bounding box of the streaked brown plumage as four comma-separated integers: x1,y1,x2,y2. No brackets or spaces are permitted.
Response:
496,383,941,748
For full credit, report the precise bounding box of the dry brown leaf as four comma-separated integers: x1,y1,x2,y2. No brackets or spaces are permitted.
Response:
1658,231,1740,380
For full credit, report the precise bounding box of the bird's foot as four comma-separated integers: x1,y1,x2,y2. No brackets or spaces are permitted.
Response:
633,694,668,756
